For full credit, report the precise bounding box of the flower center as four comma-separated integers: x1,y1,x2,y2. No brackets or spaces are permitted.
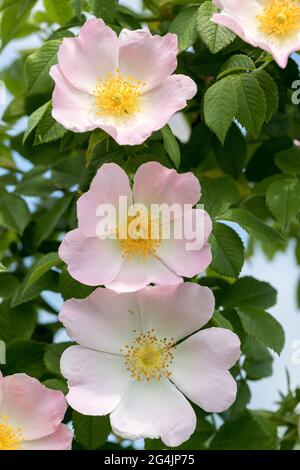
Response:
257,0,300,37
94,69,145,118
117,214,161,258
0,416,22,450
123,330,175,381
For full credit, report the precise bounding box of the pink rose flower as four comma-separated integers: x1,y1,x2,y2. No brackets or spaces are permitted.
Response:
0,372,72,450
50,18,197,145
212,0,300,68
59,162,212,292
60,283,241,447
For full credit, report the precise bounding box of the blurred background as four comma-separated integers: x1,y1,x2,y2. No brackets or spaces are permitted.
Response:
0,0,299,412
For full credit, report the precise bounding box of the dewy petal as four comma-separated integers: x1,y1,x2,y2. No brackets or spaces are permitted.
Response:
58,229,124,286
61,346,133,416
21,425,72,450
133,161,201,207
0,374,67,441
57,18,118,94
139,74,197,133
50,65,97,133
110,378,196,447
137,283,215,342
59,288,141,354
105,254,182,293
77,163,133,237
119,29,178,92
170,328,241,413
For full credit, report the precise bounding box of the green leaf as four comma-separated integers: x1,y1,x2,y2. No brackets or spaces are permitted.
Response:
88,0,117,23
0,1,36,48
33,194,74,248
221,208,283,244
12,271,59,307
211,311,233,331
217,54,256,80
0,301,36,345
229,380,251,415
275,148,300,176
161,125,181,169
44,342,74,375
43,378,68,394
0,190,31,234
204,77,238,144
71,0,82,19
222,276,277,310
34,102,67,144
169,6,198,52
23,101,50,143
254,70,278,123
210,222,244,278
210,410,277,450
237,307,285,355
11,253,61,306
213,124,247,180
25,39,61,96
44,0,73,25
0,273,19,298
197,1,235,54
86,130,108,166
200,176,239,218
1,340,45,378
59,267,94,300
73,412,111,449
0,262,7,273
234,74,267,137
266,177,300,230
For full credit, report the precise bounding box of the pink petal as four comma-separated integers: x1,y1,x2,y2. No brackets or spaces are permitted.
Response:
0,371,3,404
110,378,196,447
61,346,133,415
50,65,97,133
156,209,212,277
77,163,133,237
170,328,241,412
59,288,141,354
139,74,197,133
57,18,118,94
105,253,181,292
133,161,200,207
0,374,67,440
58,229,124,286
119,29,178,92
137,283,215,342
21,425,73,450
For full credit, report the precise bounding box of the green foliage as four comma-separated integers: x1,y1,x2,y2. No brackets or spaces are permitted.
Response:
210,222,245,278
197,1,235,54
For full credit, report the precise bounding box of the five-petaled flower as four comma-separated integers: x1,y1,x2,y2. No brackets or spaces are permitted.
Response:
0,372,72,450
59,283,241,447
212,0,300,68
50,18,197,145
59,161,212,293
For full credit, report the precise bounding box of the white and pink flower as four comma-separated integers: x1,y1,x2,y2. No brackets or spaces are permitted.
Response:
50,18,197,145
212,0,300,68
59,161,212,292
0,372,72,450
59,283,241,447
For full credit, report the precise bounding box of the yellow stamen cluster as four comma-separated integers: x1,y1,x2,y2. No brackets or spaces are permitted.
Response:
0,416,22,450
123,330,175,381
94,69,145,118
257,0,300,38
118,215,161,258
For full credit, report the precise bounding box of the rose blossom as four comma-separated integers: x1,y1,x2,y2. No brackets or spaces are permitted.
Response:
50,18,197,145
59,161,212,292
0,372,72,450
212,0,300,68
59,283,241,447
